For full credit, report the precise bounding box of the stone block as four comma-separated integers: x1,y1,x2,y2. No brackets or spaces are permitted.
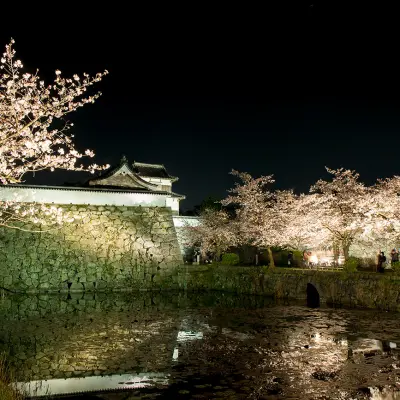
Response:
70,282,84,292
97,280,107,290
121,210,134,216
31,365,40,374
4,276,12,285
60,364,75,372
65,235,78,242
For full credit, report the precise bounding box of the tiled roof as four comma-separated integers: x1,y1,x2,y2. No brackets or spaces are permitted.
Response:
88,157,178,183
133,162,178,181
88,156,136,182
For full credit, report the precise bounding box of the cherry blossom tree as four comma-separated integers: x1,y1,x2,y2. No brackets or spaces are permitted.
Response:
184,208,238,261
308,167,374,261
0,39,108,229
278,191,329,252
357,176,400,256
187,167,400,267
373,176,400,234
0,39,109,184
221,170,284,267
281,170,400,263
0,201,70,231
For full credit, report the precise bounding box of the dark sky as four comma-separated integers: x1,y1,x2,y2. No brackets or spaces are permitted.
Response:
1,3,400,210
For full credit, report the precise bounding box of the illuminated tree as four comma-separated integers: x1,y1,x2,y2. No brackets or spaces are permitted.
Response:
188,167,400,266
278,191,330,252
221,170,284,267
358,176,400,254
184,208,238,261
0,39,108,229
281,170,400,262
308,167,373,261
0,201,70,231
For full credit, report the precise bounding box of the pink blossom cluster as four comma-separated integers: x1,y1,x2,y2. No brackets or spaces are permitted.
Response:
0,40,109,186
185,168,400,264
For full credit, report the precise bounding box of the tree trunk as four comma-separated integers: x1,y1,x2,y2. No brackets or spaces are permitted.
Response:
333,241,340,265
342,239,351,262
267,247,275,268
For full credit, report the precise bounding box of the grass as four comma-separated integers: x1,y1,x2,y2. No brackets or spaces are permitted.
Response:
0,354,23,400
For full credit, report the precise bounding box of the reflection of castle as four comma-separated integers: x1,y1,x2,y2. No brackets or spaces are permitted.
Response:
0,156,185,215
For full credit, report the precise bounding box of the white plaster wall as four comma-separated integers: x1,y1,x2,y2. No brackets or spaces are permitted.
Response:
166,197,180,213
172,216,201,228
141,177,172,192
0,186,169,207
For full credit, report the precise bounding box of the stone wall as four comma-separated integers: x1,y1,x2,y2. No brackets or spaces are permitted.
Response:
0,205,182,292
159,266,400,312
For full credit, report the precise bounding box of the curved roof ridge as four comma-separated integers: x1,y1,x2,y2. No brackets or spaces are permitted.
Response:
87,161,159,190
133,161,165,168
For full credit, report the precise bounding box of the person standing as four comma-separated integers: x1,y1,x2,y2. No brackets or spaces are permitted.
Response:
377,251,386,273
391,248,399,266
288,251,294,267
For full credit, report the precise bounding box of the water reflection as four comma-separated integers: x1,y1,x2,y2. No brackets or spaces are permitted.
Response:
173,326,204,362
1,292,400,399
14,373,169,397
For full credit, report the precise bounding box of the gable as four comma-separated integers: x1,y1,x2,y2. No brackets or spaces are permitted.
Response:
88,164,158,190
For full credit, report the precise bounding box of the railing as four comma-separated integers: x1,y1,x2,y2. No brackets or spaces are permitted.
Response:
309,263,343,271
304,255,344,270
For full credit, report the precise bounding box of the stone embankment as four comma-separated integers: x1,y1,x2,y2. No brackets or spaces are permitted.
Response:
0,205,182,293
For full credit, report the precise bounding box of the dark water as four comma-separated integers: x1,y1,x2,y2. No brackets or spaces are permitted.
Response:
1,291,400,399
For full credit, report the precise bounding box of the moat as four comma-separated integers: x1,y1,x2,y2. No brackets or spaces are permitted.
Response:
1,291,400,399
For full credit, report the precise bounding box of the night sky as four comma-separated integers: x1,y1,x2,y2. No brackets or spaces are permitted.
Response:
1,3,399,211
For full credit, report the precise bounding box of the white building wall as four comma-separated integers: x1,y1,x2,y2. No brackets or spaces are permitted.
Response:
141,177,172,192
166,197,180,214
172,216,201,228
0,186,169,208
